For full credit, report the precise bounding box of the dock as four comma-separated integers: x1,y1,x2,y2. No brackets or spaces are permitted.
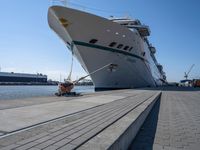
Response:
0,87,200,150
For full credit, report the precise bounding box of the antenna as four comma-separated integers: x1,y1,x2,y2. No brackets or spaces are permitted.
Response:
51,0,68,7
60,74,62,82
60,0,67,7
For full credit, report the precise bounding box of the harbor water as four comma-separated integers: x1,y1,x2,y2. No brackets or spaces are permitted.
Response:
0,85,94,100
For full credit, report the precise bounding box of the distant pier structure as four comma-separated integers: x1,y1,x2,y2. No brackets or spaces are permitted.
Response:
0,72,47,83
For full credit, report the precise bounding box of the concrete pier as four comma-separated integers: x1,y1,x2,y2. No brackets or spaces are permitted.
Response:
130,87,200,150
0,87,200,150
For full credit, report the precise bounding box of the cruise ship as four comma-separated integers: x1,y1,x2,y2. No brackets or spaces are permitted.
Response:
48,6,166,90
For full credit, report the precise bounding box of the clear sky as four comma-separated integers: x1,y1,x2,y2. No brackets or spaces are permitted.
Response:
0,0,200,82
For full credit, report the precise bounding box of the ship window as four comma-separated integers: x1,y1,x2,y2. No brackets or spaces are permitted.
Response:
131,23,137,25
89,39,98,44
129,47,133,51
109,42,117,47
67,42,71,46
117,44,123,49
121,23,128,26
142,52,146,56
124,46,129,50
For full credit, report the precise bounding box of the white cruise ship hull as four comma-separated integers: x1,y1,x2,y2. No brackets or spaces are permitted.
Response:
48,6,164,90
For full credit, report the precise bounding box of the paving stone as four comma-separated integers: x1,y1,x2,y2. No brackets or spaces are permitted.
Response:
16,132,49,145
0,144,20,150
153,144,165,150
15,141,39,150
43,145,59,150
28,148,41,150
70,136,88,146
53,138,72,147
58,143,77,150
35,140,56,149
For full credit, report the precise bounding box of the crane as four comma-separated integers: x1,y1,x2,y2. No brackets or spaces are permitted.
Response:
184,64,195,80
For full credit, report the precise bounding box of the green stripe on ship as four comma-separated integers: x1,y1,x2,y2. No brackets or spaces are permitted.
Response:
73,40,147,62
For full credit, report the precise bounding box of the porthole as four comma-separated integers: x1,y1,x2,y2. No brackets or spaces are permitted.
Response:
124,46,129,50
89,39,98,44
117,44,123,49
129,47,133,51
109,42,117,47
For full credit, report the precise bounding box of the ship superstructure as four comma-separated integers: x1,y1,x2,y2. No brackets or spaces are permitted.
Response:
48,6,166,90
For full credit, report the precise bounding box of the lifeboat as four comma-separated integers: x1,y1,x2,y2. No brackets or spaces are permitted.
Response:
128,24,150,37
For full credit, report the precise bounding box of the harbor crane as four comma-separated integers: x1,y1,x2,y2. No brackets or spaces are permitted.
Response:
184,64,195,80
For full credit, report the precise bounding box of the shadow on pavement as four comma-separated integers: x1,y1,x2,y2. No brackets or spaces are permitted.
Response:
129,98,161,150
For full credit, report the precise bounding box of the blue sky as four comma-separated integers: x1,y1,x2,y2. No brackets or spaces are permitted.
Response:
0,0,200,82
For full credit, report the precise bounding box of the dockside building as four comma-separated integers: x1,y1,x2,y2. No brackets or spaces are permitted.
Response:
0,72,47,83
